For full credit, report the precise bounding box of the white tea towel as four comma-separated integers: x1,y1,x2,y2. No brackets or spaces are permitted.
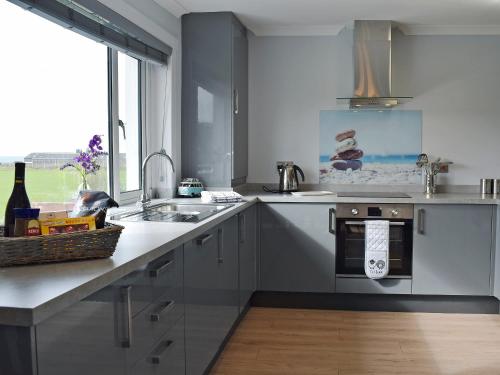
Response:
201,191,243,203
364,220,390,279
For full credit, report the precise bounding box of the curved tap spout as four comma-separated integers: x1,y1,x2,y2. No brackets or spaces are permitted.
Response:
139,148,175,206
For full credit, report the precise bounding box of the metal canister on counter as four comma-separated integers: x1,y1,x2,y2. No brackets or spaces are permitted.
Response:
493,179,500,195
480,179,494,195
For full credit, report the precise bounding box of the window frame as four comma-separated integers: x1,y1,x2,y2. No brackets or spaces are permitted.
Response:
107,48,147,205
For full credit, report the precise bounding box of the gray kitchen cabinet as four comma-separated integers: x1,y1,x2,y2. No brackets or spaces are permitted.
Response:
259,204,336,293
494,206,500,299
239,205,257,311
413,205,494,296
36,246,184,375
182,12,248,187
231,17,248,183
36,285,127,375
185,216,239,375
130,317,185,375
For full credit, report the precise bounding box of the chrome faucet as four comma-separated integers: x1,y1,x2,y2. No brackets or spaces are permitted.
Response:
139,148,175,207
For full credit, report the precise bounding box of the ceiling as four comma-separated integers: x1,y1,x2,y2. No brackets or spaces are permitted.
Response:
153,0,500,35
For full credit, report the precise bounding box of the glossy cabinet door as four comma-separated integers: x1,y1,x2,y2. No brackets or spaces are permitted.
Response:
239,205,257,311
494,206,500,299
184,226,220,375
36,247,185,375
231,17,248,184
36,285,127,375
259,204,336,293
217,215,240,332
182,12,248,187
130,317,185,375
413,205,494,296
185,217,239,375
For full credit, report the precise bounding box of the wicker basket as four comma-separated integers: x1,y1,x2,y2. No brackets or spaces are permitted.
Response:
0,224,124,267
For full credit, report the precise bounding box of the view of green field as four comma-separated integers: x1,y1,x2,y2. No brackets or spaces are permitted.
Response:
0,166,110,225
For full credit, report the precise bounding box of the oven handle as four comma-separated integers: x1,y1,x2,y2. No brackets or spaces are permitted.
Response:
344,221,406,226
329,208,336,234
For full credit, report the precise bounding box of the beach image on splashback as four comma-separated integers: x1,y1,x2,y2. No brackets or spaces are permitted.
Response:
319,110,422,184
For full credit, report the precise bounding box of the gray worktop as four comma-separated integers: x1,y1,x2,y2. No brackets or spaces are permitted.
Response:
0,191,499,326
0,199,256,326
246,191,500,205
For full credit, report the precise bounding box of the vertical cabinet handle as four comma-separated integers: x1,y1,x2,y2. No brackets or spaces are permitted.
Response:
329,208,336,234
239,214,246,244
418,208,425,234
217,227,224,264
119,286,133,348
233,89,239,115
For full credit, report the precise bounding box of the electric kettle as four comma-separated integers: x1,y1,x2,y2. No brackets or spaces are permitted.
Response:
277,162,305,193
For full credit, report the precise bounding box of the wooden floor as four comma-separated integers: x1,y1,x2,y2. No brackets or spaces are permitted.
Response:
210,307,500,375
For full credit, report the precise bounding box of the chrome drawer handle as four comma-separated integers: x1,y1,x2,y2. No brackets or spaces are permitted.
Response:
150,340,174,365
149,259,174,278
150,300,175,322
196,233,213,246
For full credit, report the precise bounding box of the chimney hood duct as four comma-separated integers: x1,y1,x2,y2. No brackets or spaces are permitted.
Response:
337,20,412,109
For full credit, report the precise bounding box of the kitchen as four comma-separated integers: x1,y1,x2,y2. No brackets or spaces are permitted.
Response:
1,0,500,374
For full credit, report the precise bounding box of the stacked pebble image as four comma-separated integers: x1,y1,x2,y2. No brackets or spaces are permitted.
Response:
330,129,364,171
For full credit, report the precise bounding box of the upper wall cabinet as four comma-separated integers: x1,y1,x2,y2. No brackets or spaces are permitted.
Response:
182,12,248,188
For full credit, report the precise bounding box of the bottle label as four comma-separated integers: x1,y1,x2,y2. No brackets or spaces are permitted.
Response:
15,179,24,184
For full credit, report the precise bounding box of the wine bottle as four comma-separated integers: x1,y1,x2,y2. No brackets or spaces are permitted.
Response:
4,162,31,237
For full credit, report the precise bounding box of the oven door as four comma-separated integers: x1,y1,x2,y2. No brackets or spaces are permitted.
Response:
336,219,413,277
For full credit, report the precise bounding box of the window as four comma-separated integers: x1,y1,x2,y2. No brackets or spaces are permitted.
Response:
0,1,149,223
117,51,142,194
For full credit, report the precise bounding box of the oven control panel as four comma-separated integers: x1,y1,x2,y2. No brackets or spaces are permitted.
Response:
336,204,414,219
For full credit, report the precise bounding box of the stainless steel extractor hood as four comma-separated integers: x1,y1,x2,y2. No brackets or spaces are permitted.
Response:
337,20,412,109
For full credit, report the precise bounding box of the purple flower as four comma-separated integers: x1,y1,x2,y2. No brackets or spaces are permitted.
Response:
61,135,108,179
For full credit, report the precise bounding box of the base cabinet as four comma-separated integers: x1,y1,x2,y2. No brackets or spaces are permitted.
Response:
130,317,185,375
36,246,184,375
36,285,127,375
413,205,494,296
239,205,257,311
185,216,239,375
495,206,500,299
259,204,336,293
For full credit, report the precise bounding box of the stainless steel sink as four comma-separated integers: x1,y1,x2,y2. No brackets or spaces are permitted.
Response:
109,202,233,223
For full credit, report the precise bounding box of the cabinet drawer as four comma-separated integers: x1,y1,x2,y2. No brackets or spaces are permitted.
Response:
128,287,184,365
130,317,185,375
113,248,182,317
336,277,412,294
148,249,182,302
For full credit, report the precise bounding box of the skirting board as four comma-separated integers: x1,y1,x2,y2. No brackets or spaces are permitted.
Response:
251,292,500,314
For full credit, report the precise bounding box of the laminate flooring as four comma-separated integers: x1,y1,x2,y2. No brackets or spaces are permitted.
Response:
210,307,500,375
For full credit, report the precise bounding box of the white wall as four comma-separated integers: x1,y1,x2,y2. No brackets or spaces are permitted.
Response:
248,32,500,186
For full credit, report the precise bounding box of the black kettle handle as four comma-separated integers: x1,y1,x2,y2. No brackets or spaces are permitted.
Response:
294,165,305,181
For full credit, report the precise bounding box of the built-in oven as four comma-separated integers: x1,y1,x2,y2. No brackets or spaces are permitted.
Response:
335,204,414,279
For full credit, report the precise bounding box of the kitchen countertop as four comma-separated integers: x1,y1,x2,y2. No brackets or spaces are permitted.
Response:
0,199,256,326
246,191,500,205
0,191,499,326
